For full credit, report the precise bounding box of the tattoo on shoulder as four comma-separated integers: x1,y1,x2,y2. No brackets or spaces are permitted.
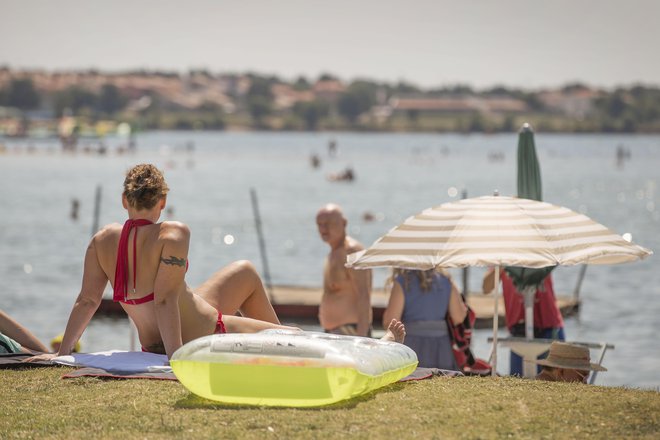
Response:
160,255,187,267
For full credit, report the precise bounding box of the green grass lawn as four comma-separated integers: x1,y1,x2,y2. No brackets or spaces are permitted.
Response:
2,367,659,439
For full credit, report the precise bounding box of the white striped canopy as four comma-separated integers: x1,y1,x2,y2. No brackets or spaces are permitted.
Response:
346,196,652,270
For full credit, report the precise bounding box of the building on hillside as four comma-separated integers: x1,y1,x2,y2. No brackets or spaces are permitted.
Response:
271,83,315,110
312,79,345,102
217,74,251,98
537,87,599,118
475,96,528,113
388,95,527,115
389,96,474,114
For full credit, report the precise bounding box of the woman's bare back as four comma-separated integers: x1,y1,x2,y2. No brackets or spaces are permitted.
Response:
94,221,217,351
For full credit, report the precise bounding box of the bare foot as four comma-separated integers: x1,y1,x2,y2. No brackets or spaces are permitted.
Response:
381,319,406,343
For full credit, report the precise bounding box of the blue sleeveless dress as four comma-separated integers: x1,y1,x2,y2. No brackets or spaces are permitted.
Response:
397,273,458,370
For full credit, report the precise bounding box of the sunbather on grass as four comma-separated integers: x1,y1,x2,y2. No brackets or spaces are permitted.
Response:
25,163,406,363
27,163,300,362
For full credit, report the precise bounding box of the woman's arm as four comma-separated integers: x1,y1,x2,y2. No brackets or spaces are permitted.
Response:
0,309,48,353
448,281,468,324
382,280,405,328
153,223,190,358
482,267,496,294
25,236,108,361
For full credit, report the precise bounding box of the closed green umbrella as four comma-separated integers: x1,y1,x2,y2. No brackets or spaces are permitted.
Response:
517,123,542,202
508,123,555,345
508,123,552,289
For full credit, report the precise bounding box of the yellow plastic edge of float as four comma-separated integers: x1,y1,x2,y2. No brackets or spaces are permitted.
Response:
171,359,418,407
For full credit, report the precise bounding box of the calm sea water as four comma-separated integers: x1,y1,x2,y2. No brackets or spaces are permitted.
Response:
1,131,658,389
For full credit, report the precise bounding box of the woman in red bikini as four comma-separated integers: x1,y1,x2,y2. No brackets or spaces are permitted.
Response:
28,163,299,360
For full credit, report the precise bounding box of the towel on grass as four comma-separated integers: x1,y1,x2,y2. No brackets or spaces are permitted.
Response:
53,350,176,380
54,350,170,373
0,353,53,369
62,367,176,381
59,364,451,383
5,350,457,383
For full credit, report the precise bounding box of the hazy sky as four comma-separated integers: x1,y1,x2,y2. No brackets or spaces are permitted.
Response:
2,0,659,89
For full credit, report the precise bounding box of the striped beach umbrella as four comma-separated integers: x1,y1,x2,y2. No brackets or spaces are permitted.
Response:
346,195,652,374
346,195,650,270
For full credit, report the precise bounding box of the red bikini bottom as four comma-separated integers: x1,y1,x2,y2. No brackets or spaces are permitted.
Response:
142,311,226,353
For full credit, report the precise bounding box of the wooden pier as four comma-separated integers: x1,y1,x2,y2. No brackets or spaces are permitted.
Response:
95,285,580,329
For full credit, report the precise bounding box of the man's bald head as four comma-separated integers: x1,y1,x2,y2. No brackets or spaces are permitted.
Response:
316,203,347,246
316,203,345,221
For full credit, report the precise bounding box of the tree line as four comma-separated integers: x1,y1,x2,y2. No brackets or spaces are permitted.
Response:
1,74,659,133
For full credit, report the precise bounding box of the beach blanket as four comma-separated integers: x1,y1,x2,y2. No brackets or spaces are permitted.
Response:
54,350,171,373
3,350,459,383
45,350,461,383
59,366,452,382
62,367,177,381
3,350,459,384
0,353,53,369
53,350,176,380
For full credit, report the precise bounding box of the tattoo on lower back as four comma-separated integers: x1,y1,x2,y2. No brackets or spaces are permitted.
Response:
161,255,187,267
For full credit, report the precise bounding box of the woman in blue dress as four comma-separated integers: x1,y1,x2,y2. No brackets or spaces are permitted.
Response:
383,269,467,369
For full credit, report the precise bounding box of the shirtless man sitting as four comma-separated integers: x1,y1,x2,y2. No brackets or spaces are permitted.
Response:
316,204,372,337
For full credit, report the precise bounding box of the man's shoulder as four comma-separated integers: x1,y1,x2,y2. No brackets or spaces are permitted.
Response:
345,236,365,254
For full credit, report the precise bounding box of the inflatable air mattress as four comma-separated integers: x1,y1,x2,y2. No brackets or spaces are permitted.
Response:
171,330,418,407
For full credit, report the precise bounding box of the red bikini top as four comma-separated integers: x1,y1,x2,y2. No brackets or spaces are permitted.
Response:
113,219,155,305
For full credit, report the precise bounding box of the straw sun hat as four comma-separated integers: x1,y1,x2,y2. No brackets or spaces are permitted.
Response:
532,341,607,372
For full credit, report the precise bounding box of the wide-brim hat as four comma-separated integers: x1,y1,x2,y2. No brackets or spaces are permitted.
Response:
531,341,607,372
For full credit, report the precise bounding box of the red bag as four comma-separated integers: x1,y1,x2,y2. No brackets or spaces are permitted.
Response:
447,303,492,376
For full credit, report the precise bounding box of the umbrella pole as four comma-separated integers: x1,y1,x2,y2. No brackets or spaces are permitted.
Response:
573,264,588,301
524,287,535,341
523,287,537,378
461,189,469,297
491,266,500,376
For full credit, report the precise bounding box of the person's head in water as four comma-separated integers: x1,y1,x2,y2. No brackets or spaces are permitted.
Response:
122,164,169,211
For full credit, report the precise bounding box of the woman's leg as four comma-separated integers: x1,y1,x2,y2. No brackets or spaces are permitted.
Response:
195,260,280,324
222,315,299,334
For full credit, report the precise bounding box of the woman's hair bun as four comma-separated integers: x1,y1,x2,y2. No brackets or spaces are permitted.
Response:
123,164,169,210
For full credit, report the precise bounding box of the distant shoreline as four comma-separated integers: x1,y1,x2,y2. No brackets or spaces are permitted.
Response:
4,123,660,138
2,68,659,135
